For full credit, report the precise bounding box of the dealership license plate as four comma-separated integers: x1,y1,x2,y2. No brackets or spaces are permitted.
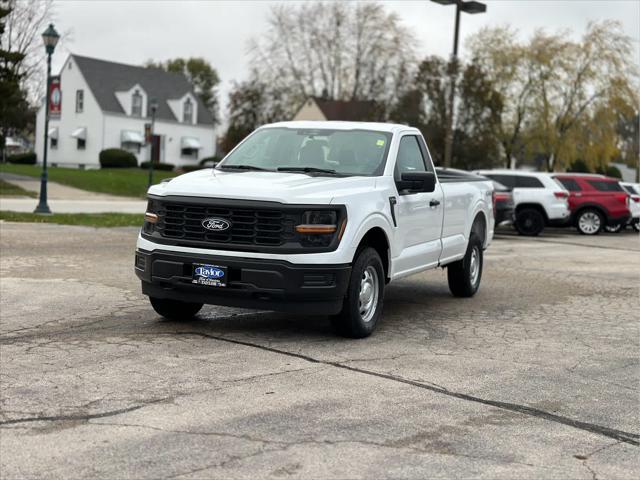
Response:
192,263,227,287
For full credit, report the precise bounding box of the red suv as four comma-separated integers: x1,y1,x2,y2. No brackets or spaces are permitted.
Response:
552,174,630,235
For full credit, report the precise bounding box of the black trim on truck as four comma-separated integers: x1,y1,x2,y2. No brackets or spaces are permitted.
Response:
135,249,351,315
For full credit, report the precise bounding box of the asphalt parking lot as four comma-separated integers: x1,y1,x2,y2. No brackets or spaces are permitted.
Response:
1,223,638,479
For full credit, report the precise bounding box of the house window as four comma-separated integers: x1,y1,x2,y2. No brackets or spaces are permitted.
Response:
181,147,198,159
183,98,193,123
77,138,86,150
121,141,141,154
50,137,58,149
132,90,143,117
75,89,84,113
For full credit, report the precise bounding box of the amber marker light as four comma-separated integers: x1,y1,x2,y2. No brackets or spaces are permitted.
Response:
337,219,348,240
144,212,158,224
295,224,337,234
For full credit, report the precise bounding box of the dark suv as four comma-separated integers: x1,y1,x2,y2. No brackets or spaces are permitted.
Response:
552,174,631,235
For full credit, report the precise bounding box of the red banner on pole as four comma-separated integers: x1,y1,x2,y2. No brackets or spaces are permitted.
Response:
49,76,61,118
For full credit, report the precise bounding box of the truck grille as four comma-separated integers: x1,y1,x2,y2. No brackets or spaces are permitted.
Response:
154,200,299,247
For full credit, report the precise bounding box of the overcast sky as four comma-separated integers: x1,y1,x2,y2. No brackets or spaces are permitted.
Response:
51,0,640,121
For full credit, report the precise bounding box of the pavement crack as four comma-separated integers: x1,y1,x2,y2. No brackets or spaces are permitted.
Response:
0,398,168,427
168,331,640,447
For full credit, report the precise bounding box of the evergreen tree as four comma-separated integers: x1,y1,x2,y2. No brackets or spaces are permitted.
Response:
0,2,29,161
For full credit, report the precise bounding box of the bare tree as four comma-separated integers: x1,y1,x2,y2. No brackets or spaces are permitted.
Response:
1,0,61,105
249,1,417,117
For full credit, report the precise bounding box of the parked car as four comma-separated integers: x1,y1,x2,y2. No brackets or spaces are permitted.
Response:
552,174,631,235
136,121,495,338
491,180,515,228
620,182,640,232
474,170,569,236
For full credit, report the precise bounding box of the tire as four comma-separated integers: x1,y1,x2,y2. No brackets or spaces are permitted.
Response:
514,208,545,236
332,247,385,339
633,223,640,233
576,209,603,235
447,233,483,298
149,297,203,321
604,223,623,233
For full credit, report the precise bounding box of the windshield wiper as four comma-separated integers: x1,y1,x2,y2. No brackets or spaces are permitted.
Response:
217,165,270,172
277,166,337,175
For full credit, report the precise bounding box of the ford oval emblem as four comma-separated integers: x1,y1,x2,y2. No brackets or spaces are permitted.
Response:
202,218,231,231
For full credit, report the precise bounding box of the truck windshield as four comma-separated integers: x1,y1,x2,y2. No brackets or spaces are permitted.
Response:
219,128,392,176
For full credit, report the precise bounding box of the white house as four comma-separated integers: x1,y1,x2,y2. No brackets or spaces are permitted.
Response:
35,54,216,169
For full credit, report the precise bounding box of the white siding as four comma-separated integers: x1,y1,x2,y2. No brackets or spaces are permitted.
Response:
35,56,105,168
103,113,215,167
35,54,216,169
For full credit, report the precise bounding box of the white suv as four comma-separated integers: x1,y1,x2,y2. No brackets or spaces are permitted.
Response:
474,170,570,236
621,182,640,232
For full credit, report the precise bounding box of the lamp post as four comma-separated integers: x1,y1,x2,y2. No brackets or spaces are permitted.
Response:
34,24,60,215
430,1,486,168
147,98,158,188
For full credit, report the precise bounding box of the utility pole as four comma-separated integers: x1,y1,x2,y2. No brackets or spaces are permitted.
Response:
431,1,486,167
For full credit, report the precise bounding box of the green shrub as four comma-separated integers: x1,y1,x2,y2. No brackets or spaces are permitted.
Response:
7,152,37,165
99,148,137,168
140,161,174,171
604,165,622,179
199,155,221,166
568,159,590,173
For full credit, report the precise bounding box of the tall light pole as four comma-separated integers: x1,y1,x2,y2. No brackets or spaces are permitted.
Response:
147,98,158,188
34,24,60,215
431,1,486,168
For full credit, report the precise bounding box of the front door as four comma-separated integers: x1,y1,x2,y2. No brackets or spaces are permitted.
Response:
392,134,444,277
151,135,161,163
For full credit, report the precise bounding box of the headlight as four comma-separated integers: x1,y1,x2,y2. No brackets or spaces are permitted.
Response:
143,198,159,233
296,210,346,247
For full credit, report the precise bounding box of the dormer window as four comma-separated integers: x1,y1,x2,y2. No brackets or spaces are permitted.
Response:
132,90,142,117
183,98,193,123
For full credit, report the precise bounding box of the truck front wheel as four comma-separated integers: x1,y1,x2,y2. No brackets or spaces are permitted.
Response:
447,233,483,298
149,297,203,321
332,247,385,339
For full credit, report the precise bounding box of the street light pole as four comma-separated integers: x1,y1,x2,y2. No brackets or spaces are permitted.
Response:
147,99,158,188
35,24,60,214
431,1,486,168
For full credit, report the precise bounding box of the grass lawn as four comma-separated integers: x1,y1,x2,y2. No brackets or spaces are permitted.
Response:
0,164,176,198
0,179,37,198
0,211,143,228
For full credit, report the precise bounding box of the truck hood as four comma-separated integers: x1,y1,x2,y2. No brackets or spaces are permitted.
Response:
148,169,378,204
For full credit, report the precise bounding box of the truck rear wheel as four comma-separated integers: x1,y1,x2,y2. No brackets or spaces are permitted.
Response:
149,297,203,321
332,247,385,339
447,233,483,298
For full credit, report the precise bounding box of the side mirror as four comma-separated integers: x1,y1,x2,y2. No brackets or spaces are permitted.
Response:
396,171,436,194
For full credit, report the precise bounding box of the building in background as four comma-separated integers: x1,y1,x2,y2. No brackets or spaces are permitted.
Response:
293,97,378,122
35,54,215,168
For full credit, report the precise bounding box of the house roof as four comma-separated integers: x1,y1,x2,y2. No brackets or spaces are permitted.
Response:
311,97,378,122
71,54,214,125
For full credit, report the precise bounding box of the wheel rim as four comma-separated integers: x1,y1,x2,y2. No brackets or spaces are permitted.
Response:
469,246,480,286
579,212,601,234
358,266,379,323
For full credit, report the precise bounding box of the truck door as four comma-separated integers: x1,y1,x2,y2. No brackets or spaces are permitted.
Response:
392,134,444,276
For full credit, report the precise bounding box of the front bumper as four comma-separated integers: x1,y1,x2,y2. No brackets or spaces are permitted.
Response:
135,249,351,315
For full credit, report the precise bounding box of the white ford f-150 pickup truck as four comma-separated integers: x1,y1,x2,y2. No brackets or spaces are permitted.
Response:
135,121,494,337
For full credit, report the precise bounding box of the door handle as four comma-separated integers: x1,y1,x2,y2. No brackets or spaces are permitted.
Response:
429,199,441,207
